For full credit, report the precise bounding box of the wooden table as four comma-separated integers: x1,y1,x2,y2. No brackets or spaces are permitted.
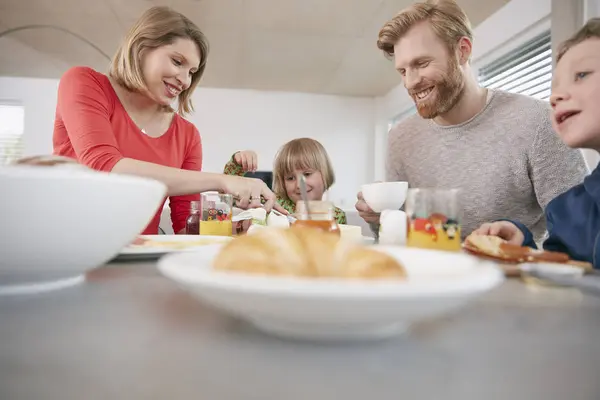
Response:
1,261,600,400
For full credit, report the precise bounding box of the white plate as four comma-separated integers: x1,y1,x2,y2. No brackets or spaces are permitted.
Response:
113,235,233,261
519,262,585,278
157,246,504,341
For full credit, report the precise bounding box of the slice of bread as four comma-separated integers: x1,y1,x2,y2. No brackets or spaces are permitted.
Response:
464,233,577,264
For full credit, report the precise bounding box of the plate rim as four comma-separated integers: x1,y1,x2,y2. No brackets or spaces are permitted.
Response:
157,246,504,299
120,234,233,255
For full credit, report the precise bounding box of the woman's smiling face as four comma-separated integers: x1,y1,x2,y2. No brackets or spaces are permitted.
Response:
141,38,200,106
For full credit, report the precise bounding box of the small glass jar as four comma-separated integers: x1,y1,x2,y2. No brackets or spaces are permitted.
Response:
185,201,201,235
293,200,340,236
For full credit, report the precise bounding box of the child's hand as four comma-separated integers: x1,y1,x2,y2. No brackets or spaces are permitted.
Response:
473,221,525,245
234,150,258,172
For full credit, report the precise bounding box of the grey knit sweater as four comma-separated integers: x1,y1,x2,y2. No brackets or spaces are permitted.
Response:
385,90,589,242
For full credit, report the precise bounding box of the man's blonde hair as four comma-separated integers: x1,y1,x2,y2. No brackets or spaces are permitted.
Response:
377,0,472,57
557,18,600,63
272,138,335,200
109,6,209,115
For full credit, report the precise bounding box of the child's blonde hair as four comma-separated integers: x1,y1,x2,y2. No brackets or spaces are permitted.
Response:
557,18,600,63
272,138,335,200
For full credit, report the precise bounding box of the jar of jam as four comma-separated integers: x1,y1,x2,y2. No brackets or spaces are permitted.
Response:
185,201,201,235
293,200,340,236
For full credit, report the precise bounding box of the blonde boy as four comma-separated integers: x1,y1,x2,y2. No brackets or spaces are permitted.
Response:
475,18,600,267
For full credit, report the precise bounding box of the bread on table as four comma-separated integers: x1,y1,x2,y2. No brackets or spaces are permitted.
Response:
213,226,406,279
463,233,592,271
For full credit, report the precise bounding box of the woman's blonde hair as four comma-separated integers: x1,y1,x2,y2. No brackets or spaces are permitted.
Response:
557,18,600,63
272,138,336,200
377,0,472,57
109,6,209,115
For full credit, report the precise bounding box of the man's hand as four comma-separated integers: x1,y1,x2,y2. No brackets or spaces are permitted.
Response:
355,191,380,224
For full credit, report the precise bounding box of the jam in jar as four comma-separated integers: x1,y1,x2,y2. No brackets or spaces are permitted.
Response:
293,200,340,236
185,201,201,234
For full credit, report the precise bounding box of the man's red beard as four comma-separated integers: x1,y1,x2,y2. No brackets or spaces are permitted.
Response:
410,58,465,119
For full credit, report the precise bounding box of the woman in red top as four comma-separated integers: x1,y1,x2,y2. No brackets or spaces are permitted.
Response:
53,6,283,234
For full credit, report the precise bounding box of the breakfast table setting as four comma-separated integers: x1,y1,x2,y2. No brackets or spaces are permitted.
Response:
2,158,600,399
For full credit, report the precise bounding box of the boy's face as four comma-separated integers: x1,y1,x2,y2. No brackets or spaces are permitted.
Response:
550,38,600,149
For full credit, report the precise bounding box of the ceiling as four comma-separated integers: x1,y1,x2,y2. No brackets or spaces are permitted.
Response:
0,0,510,97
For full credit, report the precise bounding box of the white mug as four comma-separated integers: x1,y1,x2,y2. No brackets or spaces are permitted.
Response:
378,209,407,245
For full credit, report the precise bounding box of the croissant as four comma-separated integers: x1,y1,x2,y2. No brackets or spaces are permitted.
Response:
213,226,406,279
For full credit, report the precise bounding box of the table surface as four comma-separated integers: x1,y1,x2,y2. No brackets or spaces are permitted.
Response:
2,260,600,400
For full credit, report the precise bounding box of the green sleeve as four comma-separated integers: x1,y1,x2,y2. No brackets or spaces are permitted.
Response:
275,200,345,223
223,153,244,176
334,207,347,224
277,197,297,215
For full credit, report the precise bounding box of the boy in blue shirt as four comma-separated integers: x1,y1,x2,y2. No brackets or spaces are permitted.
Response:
474,18,600,268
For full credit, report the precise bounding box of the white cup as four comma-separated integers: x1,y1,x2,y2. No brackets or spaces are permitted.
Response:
361,181,408,213
378,209,407,245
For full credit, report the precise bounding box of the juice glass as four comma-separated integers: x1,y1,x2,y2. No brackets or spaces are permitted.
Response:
200,193,233,236
405,189,461,251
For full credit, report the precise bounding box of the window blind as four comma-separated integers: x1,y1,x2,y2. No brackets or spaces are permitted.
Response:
478,31,552,101
0,104,25,165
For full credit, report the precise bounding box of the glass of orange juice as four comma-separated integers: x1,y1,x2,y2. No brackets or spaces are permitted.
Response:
405,189,461,251
200,193,233,236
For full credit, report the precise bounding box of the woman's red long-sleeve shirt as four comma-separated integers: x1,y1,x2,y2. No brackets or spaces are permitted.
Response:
53,66,202,234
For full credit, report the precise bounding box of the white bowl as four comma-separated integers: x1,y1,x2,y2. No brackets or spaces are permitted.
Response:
0,165,167,295
362,182,408,212
158,246,504,341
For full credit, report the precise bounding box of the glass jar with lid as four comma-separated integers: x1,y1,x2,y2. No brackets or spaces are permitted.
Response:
185,200,201,235
293,200,340,236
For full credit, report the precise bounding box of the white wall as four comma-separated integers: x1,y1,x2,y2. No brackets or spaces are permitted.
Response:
0,77,60,157
472,0,551,67
585,0,600,18
373,85,411,180
189,87,374,208
0,76,374,208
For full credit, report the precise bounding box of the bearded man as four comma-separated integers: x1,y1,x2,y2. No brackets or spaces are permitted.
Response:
355,0,588,242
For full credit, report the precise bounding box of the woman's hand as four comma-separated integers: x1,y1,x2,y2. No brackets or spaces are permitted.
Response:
473,221,525,245
234,150,258,172
219,174,287,214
